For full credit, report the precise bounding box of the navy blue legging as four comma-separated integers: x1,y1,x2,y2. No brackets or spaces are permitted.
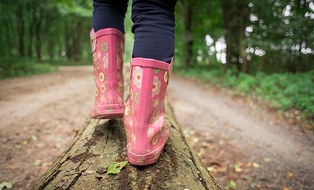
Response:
92,0,177,63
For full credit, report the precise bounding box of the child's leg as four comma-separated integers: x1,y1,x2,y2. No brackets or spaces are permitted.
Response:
90,0,128,119
124,0,177,166
131,0,177,63
92,0,128,33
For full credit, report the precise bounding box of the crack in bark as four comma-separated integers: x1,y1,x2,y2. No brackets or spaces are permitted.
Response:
117,119,130,190
65,174,82,190
34,170,61,190
179,124,213,190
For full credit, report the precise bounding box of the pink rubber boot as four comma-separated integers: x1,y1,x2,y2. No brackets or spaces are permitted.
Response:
90,28,125,119
124,57,173,165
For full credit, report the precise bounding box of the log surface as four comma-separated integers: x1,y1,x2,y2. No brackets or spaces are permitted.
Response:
32,66,220,190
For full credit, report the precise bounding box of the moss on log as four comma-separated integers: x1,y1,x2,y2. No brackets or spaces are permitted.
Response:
32,65,220,190
32,103,220,190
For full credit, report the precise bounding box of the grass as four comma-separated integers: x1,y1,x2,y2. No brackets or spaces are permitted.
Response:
176,65,314,124
0,59,58,79
49,59,91,66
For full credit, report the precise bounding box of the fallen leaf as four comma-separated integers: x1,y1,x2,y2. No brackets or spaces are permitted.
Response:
31,135,37,141
250,183,256,188
107,161,128,174
35,143,44,148
256,184,261,188
0,182,13,190
234,164,242,172
252,162,260,168
283,187,290,190
33,159,42,166
263,158,272,163
229,180,236,189
287,172,294,178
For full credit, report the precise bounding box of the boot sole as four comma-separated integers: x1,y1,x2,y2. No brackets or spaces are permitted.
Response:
91,108,124,119
127,143,166,166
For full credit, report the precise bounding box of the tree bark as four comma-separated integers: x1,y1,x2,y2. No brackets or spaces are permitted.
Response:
222,0,249,73
65,19,73,60
240,2,249,73
32,66,221,189
182,0,194,68
73,20,83,61
34,9,43,60
16,3,25,57
27,4,36,57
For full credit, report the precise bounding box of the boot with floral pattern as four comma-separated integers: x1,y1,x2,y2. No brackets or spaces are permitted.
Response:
124,57,173,165
90,28,124,119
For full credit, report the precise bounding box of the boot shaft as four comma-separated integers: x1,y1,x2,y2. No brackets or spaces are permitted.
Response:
124,57,173,158
90,28,125,118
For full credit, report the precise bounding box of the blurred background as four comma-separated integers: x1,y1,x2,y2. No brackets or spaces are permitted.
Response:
0,0,313,121
0,0,313,189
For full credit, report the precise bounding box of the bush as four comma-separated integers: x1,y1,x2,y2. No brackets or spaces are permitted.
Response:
234,73,258,94
0,59,58,79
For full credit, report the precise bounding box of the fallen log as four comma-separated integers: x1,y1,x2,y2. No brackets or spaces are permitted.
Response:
32,66,221,190
32,104,220,190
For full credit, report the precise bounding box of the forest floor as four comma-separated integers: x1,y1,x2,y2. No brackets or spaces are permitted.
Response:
0,66,313,190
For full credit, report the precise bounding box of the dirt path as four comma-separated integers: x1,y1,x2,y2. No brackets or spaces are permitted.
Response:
0,67,94,189
168,76,314,189
0,67,313,189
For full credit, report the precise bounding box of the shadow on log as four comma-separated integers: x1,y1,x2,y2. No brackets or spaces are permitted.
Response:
32,65,220,189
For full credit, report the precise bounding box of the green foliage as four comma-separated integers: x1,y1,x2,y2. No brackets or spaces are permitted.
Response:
106,161,128,175
228,180,236,189
53,0,93,17
124,3,134,62
175,0,314,73
254,71,314,116
246,0,314,72
0,0,92,61
235,73,258,93
177,66,314,121
0,59,57,79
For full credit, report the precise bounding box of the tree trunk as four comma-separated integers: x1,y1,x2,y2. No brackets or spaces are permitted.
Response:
182,0,194,68
222,0,249,73
16,3,25,57
34,9,43,60
1,2,14,57
240,2,249,73
27,5,36,57
47,38,54,60
240,44,248,73
73,20,83,60
65,20,73,60
32,66,221,190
